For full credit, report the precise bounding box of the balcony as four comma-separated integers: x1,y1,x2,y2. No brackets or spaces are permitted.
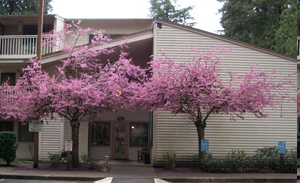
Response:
0,35,54,60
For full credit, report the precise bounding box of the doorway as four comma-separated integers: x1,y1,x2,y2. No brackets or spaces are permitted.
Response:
111,122,128,159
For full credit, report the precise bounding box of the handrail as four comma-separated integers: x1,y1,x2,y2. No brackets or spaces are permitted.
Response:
0,35,53,56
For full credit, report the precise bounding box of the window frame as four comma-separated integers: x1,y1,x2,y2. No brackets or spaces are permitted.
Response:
90,122,111,146
129,122,149,147
18,123,34,141
0,121,14,132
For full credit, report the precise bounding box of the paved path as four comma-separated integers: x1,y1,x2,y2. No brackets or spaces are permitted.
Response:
0,160,296,182
94,178,166,183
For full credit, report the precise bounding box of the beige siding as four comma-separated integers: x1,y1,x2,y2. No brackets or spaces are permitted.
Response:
4,25,18,35
53,17,65,52
14,121,34,159
96,108,149,122
153,24,296,165
40,115,64,161
65,19,152,48
90,146,110,160
298,66,300,88
16,141,34,159
64,120,89,156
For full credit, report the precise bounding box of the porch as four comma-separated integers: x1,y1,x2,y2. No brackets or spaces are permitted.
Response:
0,35,54,60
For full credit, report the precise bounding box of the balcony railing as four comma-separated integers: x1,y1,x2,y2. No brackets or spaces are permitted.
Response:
0,35,53,56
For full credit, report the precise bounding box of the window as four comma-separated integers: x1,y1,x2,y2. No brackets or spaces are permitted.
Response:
1,73,16,86
130,122,148,146
19,123,33,141
0,122,13,131
91,122,110,146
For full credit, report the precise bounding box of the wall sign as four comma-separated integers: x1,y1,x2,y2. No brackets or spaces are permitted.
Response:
65,140,73,151
117,116,125,121
201,139,209,152
278,141,286,154
29,120,44,132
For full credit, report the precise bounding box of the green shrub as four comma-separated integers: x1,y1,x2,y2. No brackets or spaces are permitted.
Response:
162,149,176,169
224,149,247,172
204,147,296,173
276,147,296,173
205,153,225,172
60,150,72,164
48,152,62,167
0,131,18,165
252,146,278,170
190,154,199,167
80,153,99,169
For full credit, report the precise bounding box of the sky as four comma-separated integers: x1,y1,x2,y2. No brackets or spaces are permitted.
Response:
51,0,224,34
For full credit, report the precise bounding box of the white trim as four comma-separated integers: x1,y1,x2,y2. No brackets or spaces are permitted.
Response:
41,31,153,64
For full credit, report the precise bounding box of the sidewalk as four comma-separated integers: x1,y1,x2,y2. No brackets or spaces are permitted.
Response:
0,160,296,182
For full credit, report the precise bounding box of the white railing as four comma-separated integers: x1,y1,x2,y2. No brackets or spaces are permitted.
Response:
0,86,17,106
0,35,53,56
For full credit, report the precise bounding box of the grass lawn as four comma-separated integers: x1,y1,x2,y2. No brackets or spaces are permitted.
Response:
0,158,32,165
298,159,300,164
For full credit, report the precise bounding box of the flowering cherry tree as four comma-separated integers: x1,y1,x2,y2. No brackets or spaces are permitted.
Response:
1,21,146,167
139,48,295,168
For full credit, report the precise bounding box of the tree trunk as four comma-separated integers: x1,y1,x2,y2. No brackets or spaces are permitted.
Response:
195,121,205,170
71,121,80,167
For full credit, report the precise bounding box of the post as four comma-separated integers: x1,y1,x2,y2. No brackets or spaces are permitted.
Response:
67,151,70,170
102,156,109,172
33,0,44,168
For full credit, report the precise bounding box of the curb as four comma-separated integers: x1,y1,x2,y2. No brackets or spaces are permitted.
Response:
162,177,297,182
0,174,105,181
0,174,297,182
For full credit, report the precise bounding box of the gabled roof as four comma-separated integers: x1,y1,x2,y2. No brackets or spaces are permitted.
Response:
39,17,295,64
156,19,296,62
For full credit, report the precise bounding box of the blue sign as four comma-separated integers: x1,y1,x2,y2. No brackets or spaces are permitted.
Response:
201,139,209,152
278,141,286,154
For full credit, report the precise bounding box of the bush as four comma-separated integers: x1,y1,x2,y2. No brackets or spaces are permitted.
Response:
204,147,296,173
252,146,278,170
80,153,99,169
190,154,199,167
61,150,72,163
162,149,176,169
224,149,247,172
206,153,225,172
276,147,296,173
0,131,18,165
48,152,62,167
48,150,73,166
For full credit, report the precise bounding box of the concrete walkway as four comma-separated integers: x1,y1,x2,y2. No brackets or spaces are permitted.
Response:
0,160,296,182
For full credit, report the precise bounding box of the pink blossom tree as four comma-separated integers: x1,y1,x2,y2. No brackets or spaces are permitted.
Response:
139,48,295,168
1,21,146,167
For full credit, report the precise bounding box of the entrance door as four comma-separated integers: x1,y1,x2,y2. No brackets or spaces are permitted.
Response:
111,122,128,159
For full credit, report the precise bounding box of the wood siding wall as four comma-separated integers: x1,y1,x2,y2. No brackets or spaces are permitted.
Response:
14,121,34,159
297,67,300,88
40,115,64,160
65,19,152,48
152,24,297,166
64,121,89,158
